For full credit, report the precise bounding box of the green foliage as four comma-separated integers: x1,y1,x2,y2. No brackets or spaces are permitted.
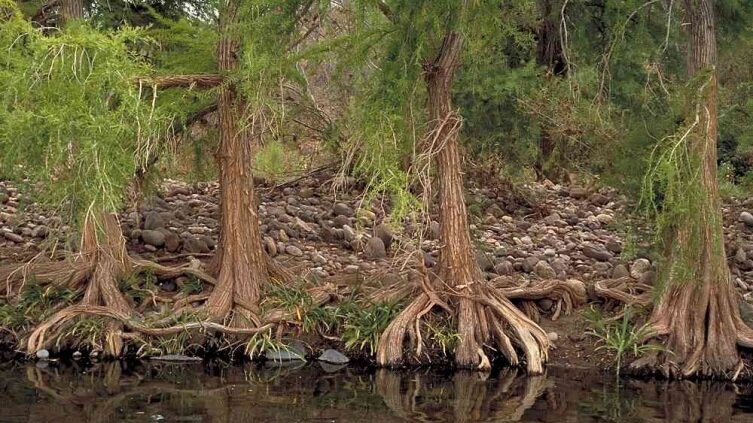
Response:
340,301,402,356
584,306,662,377
0,3,178,221
254,140,306,182
181,274,204,295
0,282,77,333
424,317,461,357
56,316,108,351
244,329,287,359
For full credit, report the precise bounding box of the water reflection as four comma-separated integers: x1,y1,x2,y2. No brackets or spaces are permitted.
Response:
0,361,751,422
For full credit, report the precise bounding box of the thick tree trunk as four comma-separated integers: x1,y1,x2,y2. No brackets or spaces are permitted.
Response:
205,0,269,324
59,0,83,24
425,33,485,367
636,0,753,378
377,30,561,373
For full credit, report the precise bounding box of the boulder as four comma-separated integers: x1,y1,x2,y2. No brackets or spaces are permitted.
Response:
582,244,612,262
141,230,165,248
365,237,387,260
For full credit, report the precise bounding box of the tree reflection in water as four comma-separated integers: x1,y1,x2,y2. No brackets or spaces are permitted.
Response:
0,362,750,422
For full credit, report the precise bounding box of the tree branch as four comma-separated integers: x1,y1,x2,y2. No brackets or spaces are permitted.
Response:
136,74,224,89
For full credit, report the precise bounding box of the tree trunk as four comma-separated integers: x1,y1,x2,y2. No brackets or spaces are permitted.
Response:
534,0,566,181
636,0,753,378
424,33,484,367
59,0,84,24
205,0,269,324
377,29,558,373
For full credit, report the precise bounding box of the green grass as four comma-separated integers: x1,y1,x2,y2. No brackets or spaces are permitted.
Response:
583,306,664,377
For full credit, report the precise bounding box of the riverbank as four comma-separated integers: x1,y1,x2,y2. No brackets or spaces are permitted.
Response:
2,172,753,373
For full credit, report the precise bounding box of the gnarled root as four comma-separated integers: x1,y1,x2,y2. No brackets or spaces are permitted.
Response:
494,278,588,321
376,270,585,373
16,212,216,356
593,277,652,307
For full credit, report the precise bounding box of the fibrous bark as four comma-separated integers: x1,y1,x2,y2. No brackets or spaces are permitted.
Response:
203,0,282,326
628,0,753,379
376,31,584,373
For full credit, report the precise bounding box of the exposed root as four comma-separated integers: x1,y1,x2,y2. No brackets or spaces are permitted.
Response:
27,304,276,353
376,269,586,373
495,278,588,321
593,277,652,306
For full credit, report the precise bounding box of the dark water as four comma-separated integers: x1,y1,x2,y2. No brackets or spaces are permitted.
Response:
1,361,752,422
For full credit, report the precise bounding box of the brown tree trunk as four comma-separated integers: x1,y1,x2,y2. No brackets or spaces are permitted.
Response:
425,33,485,367
635,0,753,378
59,0,84,24
377,30,562,373
534,0,566,181
204,0,269,324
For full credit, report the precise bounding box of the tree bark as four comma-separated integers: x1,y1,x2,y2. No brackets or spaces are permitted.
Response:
424,33,484,367
59,0,83,25
534,0,566,181
377,28,556,373
204,0,269,324
635,0,753,378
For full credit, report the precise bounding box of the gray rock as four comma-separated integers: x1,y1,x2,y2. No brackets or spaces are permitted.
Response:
164,231,181,253
612,264,630,279
333,203,354,217
264,236,277,256
424,253,437,268
582,244,612,262
740,301,753,327
183,237,210,254
285,245,303,256
494,260,514,276
3,231,23,243
630,258,652,279
143,211,165,230
32,225,48,239
476,252,495,272
374,224,394,250
534,261,556,279
547,332,559,342
265,348,305,362
332,215,350,228
429,221,440,240
319,362,348,373
741,211,753,227
317,349,349,364
365,237,387,259
141,230,166,247
35,349,50,360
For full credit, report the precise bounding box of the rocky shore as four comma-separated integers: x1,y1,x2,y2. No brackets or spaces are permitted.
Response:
4,174,753,300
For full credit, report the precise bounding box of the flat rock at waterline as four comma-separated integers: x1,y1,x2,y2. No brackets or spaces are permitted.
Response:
149,354,202,362
317,349,349,364
265,349,306,362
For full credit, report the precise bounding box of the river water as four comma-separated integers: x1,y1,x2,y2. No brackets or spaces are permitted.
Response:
1,360,752,422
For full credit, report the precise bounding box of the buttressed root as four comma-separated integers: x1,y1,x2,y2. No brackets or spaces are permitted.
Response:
376,273,587,373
